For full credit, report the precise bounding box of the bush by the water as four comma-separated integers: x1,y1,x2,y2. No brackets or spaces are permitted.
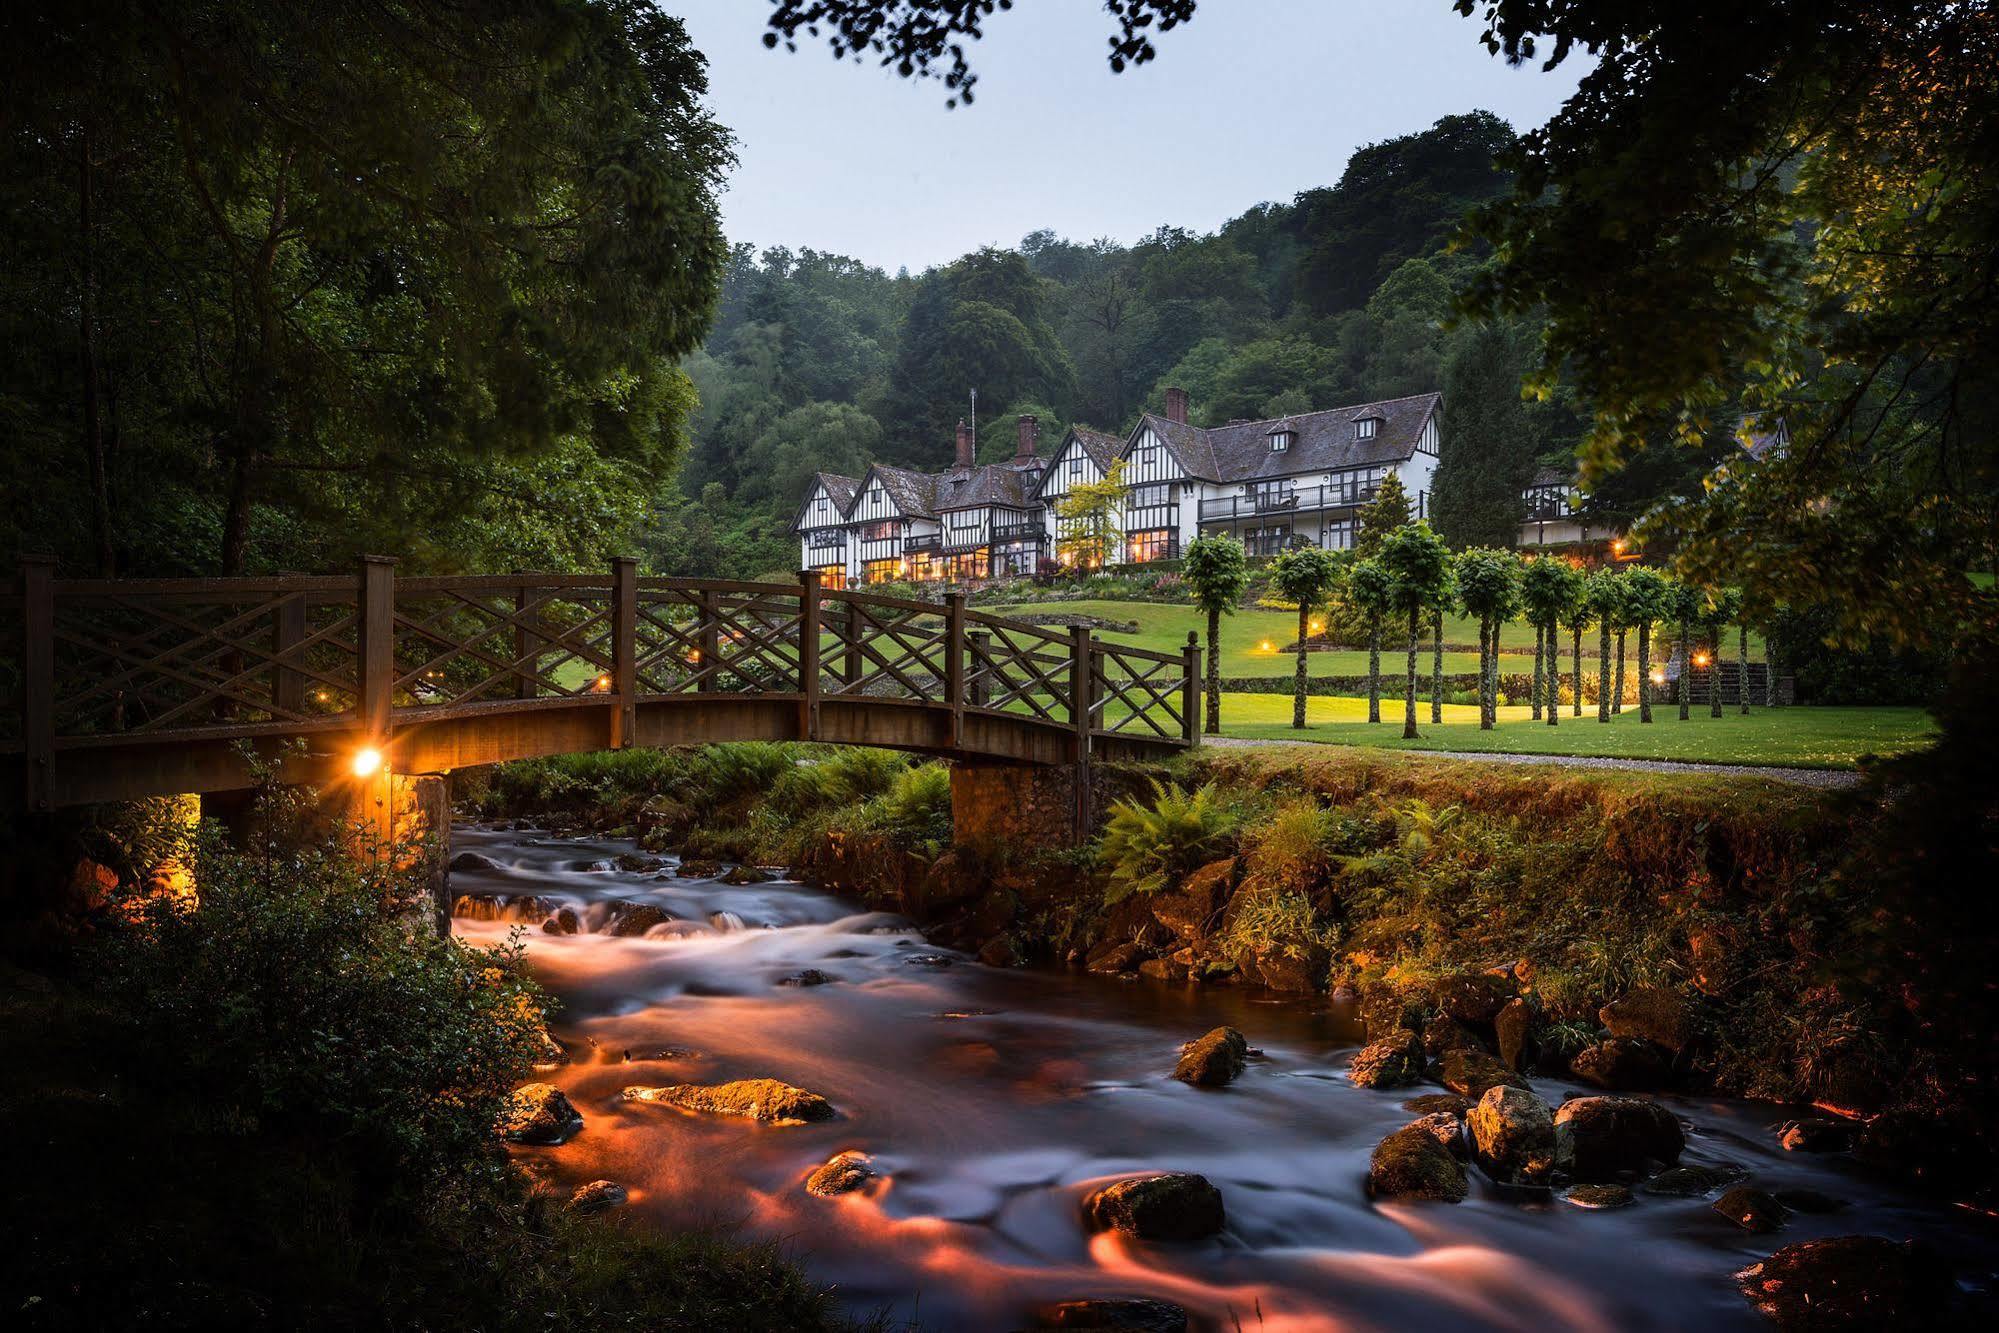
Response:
0,786,841,1330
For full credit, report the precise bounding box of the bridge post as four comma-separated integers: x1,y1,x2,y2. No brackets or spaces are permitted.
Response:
798,569,821,740
696,589,720,692
609,556,637,748
19,555,57,813
1183,631,1201,748
944,590,966,749
512,584,539,699
840,601,862,690
354,555,398,848
1069,624,1093,839
968,628,990,707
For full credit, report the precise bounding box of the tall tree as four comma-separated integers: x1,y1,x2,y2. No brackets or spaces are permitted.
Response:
1520,556,1576,727
1346,558,1395,725
1454,547,1520,730
1623,567,1673,725
1582,570,1624,723
1381,524,1453,739
1433,320,1540,549
1356,472,1413,558
1270,545,1343,729
1183,533,1250,736
2,0,731,576
1055,459,1127,570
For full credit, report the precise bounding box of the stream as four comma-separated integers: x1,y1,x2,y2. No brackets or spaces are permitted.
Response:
451,823,1997,1331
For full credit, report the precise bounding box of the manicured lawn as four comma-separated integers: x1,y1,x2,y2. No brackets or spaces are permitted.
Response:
1210,693,1934,769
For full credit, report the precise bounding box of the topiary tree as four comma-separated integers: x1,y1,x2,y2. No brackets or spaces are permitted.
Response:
1622,566,1673,723
1520,556,1577,728
1380,524,1454,739
1182,533,1250,736
1355,472,1412,558
1454,548,1520,730
1706,587,1744,718
1723,587,1753,715
1668,576,1705,721
1562,573,1596,718
1581,570,1625,723
1269,545,1343,729
1345,558,1395,724
1430,565,1455,725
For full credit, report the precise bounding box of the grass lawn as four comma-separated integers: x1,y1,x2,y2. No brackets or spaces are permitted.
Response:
1210,693,1934,768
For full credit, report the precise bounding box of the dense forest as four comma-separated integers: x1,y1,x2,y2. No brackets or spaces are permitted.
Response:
651,111,1660,578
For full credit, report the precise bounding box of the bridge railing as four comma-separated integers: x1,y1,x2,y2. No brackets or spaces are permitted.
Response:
5,557,1197,810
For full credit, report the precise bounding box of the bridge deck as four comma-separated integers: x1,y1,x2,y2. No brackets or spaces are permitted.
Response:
2,559,1197,809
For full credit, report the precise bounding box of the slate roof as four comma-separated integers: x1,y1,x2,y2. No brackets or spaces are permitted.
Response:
932,464,1037,512
866,464,940,519
1527,466,1572,490
1133,392,1441,483
1068,426,1125,472
814,472,859,511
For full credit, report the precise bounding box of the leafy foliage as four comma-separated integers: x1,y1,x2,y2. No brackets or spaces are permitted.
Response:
1098,780,1240,904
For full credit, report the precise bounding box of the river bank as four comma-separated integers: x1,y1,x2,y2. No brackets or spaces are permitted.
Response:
448,817,1998,1329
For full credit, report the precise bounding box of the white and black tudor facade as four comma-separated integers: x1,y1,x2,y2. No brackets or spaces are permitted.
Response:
792,387,1444,583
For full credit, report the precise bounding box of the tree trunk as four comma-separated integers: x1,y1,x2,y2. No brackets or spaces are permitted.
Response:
1614,630,1627,714
1531,621,1544,721
78,128,115,577
1430,607,1443,724
1204,605,1221,735
1739,622,1751,715
1767,641,1779,708
1544,623,1558,726
1597,620,1611,722
1479,618,1494,730
1638,624,1653,723
1403,604,1420,739
1710,627,1724,718
1367,616,1381,724
1292,602,1307,729
1677,617,1691,720
1572,625,1583,716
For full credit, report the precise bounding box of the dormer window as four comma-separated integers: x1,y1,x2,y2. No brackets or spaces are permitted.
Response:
1354,417,1379,441
1269,426,1294,453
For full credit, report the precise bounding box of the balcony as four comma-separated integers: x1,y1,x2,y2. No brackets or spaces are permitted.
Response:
990,519,1045,545
904,532,942,556
805,530,846,551
1198,481,1380,523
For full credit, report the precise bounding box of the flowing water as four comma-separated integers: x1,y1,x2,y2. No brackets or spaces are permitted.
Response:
452,824,1996,1331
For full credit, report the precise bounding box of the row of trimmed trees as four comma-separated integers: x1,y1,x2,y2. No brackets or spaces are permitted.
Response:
1183,526,1766,737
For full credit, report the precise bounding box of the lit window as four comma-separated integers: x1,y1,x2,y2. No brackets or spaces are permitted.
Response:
1128,530,1172,563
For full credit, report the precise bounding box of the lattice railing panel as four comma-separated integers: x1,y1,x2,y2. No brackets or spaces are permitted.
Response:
390,584,615,709
962,616,1074,725
634,586,804,694
47,587,360,736
1090,642,1191,741
820,596,948,703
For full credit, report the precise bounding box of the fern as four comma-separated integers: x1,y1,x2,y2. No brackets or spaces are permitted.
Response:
1097,780,1240,904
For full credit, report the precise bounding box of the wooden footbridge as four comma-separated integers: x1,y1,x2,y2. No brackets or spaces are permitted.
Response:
3,557,1197,812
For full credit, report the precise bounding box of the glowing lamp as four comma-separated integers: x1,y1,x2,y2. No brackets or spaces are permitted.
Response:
1649,669,1666,685
1693,653,1710,668
1310,620,1323,633
1260,640,1274,652
594,674,612,692
351,746,384,779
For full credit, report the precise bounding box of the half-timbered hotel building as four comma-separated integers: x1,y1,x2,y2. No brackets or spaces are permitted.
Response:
794,386,1444,581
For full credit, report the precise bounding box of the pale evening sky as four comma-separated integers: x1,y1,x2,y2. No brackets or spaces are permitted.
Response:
664,0,1587,272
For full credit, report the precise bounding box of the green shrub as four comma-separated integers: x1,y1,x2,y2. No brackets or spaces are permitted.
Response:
839,762,953,857
1215,881,1339,969
101,793,550,1180
1097,780,1240,903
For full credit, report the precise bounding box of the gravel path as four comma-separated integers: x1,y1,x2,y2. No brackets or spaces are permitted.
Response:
1199,736,1865,789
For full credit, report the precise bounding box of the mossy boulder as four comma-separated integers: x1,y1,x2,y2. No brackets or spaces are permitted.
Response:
1421,1017,1489,1061
1599,985,1695,1054
1554,1096,1686,1181
720,864,770,885
496,1083,583,1145
1151,858,1235,942
1714,1184,1790,1234
1779,1116,1858,1153
1467,1085,1558,1185
541,907,580,935
1641,1163,1746,1197
1495,997,1539,1072
1439,1047,1527,1099
1081,1172,1225,1241
1242,944,1328,993
1030,1297,1189,1330
1434,971,1517,1027
674,858,723,878
1367,1118,1469,1202
1173,1026,1248,1088
606,902,675,937
567,1179,628,1213
1737,1236,1955,1331
621,1078,834,1126
1402,1093,1472,1119
1569,1037,1671,1091
804,1150,876,1197
1348,1033,1425,1089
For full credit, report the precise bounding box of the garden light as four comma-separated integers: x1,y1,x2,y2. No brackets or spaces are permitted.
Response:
1693,652,1710,667
351,746,384,778
1260,640,1274,652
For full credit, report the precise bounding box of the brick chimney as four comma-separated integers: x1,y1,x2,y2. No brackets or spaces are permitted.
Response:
1164,386,1190,424
955,418,974,469
1015,414,1038,462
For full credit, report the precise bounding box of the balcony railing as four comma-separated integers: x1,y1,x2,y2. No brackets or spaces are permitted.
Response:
1198,481,1380,523
904,533,942,556
990,520,1045,544
805,530,846,551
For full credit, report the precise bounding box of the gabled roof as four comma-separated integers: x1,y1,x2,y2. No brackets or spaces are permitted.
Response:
1033,426,1125,500
1527,466,1573,490
1130,392,1441,483
933,463,1036,512
864,463,939,519
791,471,861,532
